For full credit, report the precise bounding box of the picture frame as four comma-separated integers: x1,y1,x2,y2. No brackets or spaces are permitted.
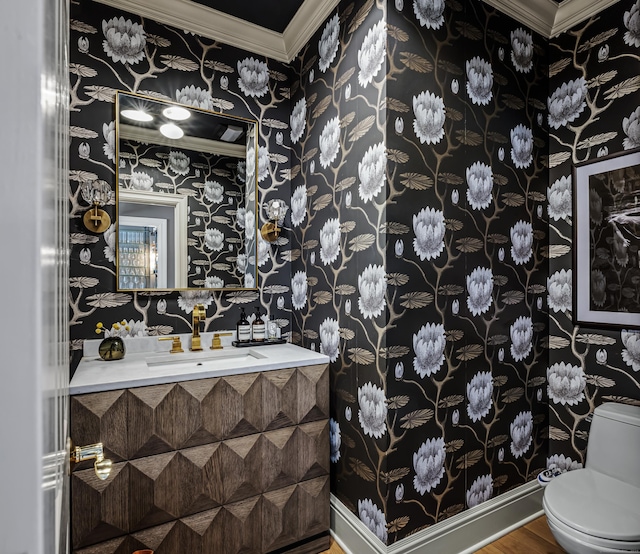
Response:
573,147,640,328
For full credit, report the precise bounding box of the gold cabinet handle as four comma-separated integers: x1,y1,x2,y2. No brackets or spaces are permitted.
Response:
211,332,233,350
158,336,184,353
70,442,113,481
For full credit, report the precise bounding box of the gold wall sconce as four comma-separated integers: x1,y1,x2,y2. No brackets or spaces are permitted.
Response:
81,179,112,233
260,200,284,243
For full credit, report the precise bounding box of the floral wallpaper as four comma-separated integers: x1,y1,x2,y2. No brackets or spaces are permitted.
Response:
69,0,292,369
547,0,640,471
68,0,640,547
119,140,248,288
290,0,549,544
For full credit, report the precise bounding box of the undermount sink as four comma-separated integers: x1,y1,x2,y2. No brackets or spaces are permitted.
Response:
147,349,267,373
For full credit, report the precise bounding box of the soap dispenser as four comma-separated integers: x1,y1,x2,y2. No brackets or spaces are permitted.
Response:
252,307,265,342
236,307,251,343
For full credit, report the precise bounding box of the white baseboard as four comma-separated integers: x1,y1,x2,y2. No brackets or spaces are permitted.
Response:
330,480,544,554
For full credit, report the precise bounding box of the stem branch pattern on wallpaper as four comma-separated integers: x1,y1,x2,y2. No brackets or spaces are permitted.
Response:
290,0,550,544
547,0,640,471
69,0,294,369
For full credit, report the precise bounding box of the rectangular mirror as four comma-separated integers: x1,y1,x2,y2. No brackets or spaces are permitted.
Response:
115,91,258,291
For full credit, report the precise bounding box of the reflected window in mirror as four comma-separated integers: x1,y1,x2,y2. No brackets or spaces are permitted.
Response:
115,91,258,292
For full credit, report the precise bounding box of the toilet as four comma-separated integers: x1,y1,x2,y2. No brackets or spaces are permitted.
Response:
543,403,640,554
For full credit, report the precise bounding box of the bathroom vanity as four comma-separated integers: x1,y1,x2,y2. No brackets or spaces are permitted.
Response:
69,342,330,554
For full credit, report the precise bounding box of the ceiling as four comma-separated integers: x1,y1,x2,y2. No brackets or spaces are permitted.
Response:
97,0,620,62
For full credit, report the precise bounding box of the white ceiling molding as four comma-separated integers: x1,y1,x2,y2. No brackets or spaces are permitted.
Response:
483,0,621,38
552,0,621,37
98,0,620,62
96,0,339,62
283,0,341,61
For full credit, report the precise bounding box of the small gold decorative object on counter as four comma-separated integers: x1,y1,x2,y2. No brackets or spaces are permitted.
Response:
211,332,233,350
98,337,125,361
191,303,206,351
158,336,184,353
95,320,128,361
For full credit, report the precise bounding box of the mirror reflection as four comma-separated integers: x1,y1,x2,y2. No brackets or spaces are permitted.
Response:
116,91,257,291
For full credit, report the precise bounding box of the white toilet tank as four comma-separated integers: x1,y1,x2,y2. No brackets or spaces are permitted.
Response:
586,402,640,487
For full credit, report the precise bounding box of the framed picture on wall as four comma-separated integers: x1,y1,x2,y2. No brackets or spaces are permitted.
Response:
573,147,640,328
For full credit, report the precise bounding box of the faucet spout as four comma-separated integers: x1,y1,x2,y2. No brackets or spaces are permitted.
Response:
191,304,206,351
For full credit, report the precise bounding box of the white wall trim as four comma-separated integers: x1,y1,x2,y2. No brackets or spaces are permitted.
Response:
552,0,621,37
95,0,338,62
483,0,620,38
96,0,621,62
331,480,544,554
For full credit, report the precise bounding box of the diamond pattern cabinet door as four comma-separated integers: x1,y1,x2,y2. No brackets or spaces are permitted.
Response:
71,390,128,465
126,384,175,459
130,520,199,554
262,427,298,492
296,365,330,424
200,497,262,554
203,434,263,504
262,367,297,431
71,462,130,549
178,378,221,448
202,373,262,439
127,382,209,459
297,476,330,542
262,484,298,552
296,420,330,482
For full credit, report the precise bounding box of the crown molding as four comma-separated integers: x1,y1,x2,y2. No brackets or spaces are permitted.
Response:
95,0,337,62
552,0,621,36
97,0,622,62
283,0,341,61
483,0,621,38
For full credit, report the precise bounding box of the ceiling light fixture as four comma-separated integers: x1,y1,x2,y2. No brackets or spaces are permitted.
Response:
163,106,191,121
120,109,153,122
160,123,184,139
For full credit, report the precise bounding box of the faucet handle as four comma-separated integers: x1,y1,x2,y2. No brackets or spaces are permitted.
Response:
211,332,233,350
158,336,184,353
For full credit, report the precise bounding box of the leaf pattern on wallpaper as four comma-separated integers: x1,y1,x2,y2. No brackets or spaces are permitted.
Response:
399,52,433,73
603,75,640,100
349,458,376,481
348,115,376,142
546,0,640,482
400,409,434,429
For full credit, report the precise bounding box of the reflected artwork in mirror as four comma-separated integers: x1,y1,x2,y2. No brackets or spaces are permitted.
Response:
115,91,258,292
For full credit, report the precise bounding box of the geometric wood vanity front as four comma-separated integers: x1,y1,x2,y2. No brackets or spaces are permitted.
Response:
70,364,330,554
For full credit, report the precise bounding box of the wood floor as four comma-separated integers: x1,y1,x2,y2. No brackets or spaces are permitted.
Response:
321,516,564,553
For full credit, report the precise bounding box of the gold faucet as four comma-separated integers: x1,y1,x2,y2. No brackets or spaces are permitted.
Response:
191,304,206,351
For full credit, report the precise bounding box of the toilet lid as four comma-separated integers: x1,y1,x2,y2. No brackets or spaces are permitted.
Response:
544,468,640,542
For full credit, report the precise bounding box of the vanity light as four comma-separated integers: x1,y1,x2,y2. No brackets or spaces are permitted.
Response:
162,105,191,121
81,179,113,234
159,122,184,139
120,109,153,122
261,200,283,242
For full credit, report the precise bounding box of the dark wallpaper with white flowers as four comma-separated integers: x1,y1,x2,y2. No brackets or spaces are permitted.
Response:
69,0,640,546
289,0,549,544
547,0,640,472
69,0,293,367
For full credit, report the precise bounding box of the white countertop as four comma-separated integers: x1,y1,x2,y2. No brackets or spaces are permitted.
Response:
70,341,329,395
